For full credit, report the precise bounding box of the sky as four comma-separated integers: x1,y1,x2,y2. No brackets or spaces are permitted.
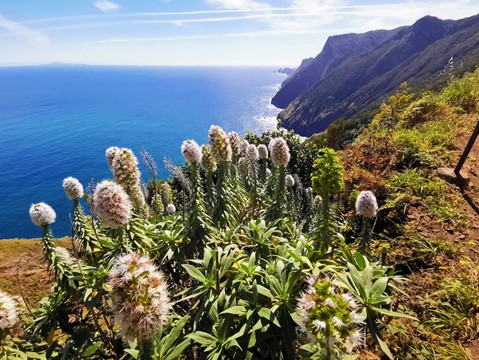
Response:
1,0,479,67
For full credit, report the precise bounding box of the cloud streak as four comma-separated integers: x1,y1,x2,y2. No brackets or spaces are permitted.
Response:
0,14,49,44
94,0,121,13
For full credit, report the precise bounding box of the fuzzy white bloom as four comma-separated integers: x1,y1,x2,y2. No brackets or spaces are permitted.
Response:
200,144,217,172
246,144,259,162
286,174,295,187
269,138,291,168
181,139,202,164
0,291,19,331
355,190,378,218
241,139,249,153
265,168,272,178
228,131,241,158
55,247,72,262
324,298,335,307
62,177,84,200
209,125,232,162
257,144,268,160
166,203,176,214
106,146,121,170
313,195,322,208
238,157,249,177
313,320,326,331
93,180,132,228
108,253,171,342
332,316,344,327
29,202,56,227
110,148,141,186
346,329,364,353
296,276,363,357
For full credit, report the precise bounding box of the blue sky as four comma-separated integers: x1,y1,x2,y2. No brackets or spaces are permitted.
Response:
1,0,479,66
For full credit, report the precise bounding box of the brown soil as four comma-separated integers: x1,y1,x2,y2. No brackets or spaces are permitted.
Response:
0,237,71,307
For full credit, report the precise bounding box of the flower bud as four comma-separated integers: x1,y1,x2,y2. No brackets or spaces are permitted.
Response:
270,138,290,168
62,177,84,200
200,144,217,172
93,180,132,228
355,190,378,218
286,174,295,187
209,125,232,162
181,139,202,164
257,144,268,159
29,202,56,227
166,203,176,214
246,144,259,162
228,131,241,158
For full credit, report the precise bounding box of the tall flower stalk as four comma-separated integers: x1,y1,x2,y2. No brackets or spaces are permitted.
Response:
311,148,345,253
29,203,75,286
200,144,217,208
108,147,148,217
355,191,378,253
182,140,209,255
209,125,232,226
265,137,290,222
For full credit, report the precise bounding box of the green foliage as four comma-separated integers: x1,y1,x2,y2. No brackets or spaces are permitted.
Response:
246,129,320,187
424,278,479,340
441,70,479,113
385,169,465,225
311,148,345,198
16,126,412,360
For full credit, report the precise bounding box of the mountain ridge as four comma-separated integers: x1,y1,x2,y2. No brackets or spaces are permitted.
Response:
276,14,479,136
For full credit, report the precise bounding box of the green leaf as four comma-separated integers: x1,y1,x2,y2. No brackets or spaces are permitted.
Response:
25,352,46,360
220,306,247,316
160,315,190,352
82,342,101,357
258,308,280,327
187,332,217,346
370,306,417,319
371,277,389,297
163,339,191,360
183,264,206,282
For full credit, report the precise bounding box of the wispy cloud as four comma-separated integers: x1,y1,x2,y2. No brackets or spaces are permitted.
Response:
205,0,271,10
94,0,121,13
0,14,49,44
91,27,370,44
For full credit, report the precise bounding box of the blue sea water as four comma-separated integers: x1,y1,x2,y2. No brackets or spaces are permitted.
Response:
0,66,282,239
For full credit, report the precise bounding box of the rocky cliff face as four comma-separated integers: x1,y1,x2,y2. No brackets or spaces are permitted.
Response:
277,14,479,136
271,28,403,109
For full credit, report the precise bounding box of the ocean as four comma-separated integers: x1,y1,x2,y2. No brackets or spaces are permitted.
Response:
0,66,282,239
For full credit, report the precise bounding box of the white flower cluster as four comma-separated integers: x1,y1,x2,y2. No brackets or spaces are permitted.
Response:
246,144,259,162
108,253,171,343
257,144,269,160
62,177,84,200
93,180,132,228
0,291,19,332
209,125,232,163
181,139,202,164
297,276,364,357
269,138,291,168
200,144,217,172
106,147,148,213
29,202,56,227
286,174,295,188
228,131,241,158
166,203,176,214
355,190,378,218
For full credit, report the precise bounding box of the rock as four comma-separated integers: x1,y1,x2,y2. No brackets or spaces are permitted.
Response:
436,167,469,187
